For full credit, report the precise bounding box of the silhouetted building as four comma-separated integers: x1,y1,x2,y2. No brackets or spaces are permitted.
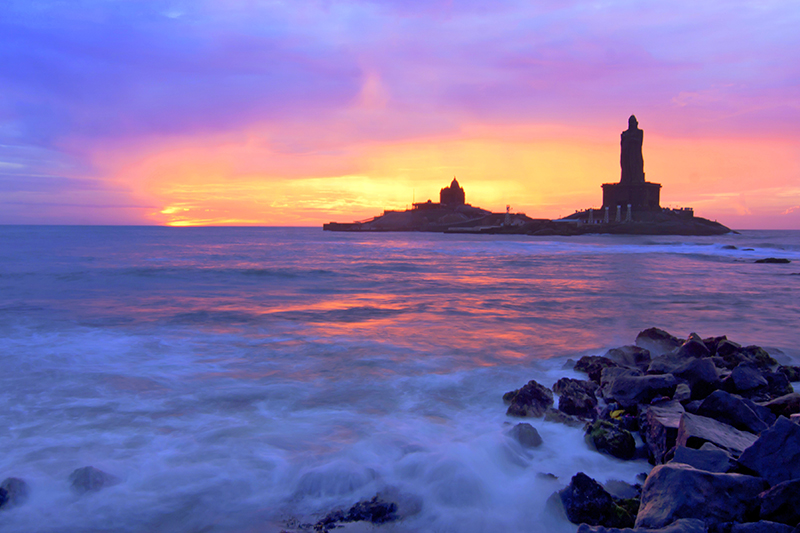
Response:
601,115,661,211
440,178,465,206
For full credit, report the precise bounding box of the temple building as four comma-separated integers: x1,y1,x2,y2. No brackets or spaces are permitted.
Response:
440,178,466,206
601,115,661,212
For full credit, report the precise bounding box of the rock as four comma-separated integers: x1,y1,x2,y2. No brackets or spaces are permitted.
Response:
763,393,800,417
316,495,401,530
0,477,29,508
603,480,640,500
606,373,679,409
754,258,791,263
673,358,721,400
554,378,599,418
758,478,800,526
738,417,800,485
585,420,636,460
716,340,746,369
670,445,733,473
675,337,712,359
730,522,796,533
604,345,652,370
778,365,800,382
676,413,758,456
649,354,695,375
703,335,728,355
641,401,685,464
697,390,770,434
742,346,778,369
601,367,643,397
559,472,634,528
636,328,683,357
723,364,769,397
509,422,543,448
576,356,621,384
69,466,120,494
544,407,585,427
504,380,554,417
763,371,793,399
577,518,707,533
674,383,692,402
635,463,768,529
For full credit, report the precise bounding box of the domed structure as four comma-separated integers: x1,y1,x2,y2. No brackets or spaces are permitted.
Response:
440,178,466,206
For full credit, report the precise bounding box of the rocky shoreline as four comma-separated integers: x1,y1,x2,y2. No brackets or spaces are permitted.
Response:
504,327,800,533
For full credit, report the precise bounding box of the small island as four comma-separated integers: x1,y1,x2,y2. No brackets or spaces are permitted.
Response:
323,116,731,236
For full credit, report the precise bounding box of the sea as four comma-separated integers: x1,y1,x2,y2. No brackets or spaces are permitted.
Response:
0,226,798,533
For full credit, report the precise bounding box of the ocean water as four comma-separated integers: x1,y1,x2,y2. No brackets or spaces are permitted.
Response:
0,226,798,532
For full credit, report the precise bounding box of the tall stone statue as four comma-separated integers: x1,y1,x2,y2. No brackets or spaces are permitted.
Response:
620,115,644,184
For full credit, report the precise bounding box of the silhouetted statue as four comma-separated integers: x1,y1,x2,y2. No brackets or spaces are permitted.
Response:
620,115,644,184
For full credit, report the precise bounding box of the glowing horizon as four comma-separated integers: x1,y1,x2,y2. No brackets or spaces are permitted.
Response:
1,1,798,229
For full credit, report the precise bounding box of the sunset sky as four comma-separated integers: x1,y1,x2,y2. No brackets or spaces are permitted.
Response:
1,1,798,228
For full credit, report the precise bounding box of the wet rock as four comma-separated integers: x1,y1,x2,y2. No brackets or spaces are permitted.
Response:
316,494,403,530
69,466,120,494
763,371,793,399
554,377,599,418
715,340,747,370
703,335,728,356
636,328,683,357
641,400,685,464
675,337,712,359
778,365,800,382
603,480,640,500
742,346,778,370
585,420,636,460
722,363,769,396
758,478,800,526
504,379,554,417
670,445,733,473
635,463,768,529
648,354,694,375
673,383,692,402
754,258,791,263
601,368,643,397
577,518,707,533
0,477,29,508
731,522,796,533
676,413,758,456
697,390,770,434
604,345,652,370
544,407,585,427
559,472,635,528
575,356,621,384
763,393,800,418
738,417,800,485
509,422,543,448
605,373,679,409
673,358,721,400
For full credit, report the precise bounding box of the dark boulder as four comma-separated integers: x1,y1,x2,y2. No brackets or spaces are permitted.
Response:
559,472,635,528
636,328,683,357
316,495,402,530
606,373,679,409
763,371,793,399
674,337,712,359
754,258,791,263
676,413,758,456
669,444,733,473
604,345,652,370
504,380,554,417
635,463,768,529
649,354,695,375
544,407,585,427
601,368,643,398
673,358,721,400
641,400,685,464
778,365,800,382
585,420,636,460
0,477,29,509
576,356,621,384
716,340,747,370
763,393,800,418
673,383,692,403
738,417,800,485
722,364,769,396
69,466,120,494
509,422,543,448
758,478,800,526
703,335,728,356
697,390,770,434
742,346,778,369
554,377,599,418
577,518,707,533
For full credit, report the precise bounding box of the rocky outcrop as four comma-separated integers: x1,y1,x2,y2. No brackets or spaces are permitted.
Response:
509,422,543,448
635,464,767,529
605,373,678,409
559,473,635,528
553,378,599,418
758,478,800,526
640,401,684,464
575,356,621,384
676,413,758,456
576,518,707,533
504,380,554,417
762,393,800,418
673,358,720,400
585,420,636,460
0,477,29,509
697,390,770,434
635,328,683,357
669,444,733,473
604,346,652,371
738,417,800,485
69,466,120,494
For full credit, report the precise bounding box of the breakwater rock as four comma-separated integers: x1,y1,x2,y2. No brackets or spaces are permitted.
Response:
503,327,800,532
